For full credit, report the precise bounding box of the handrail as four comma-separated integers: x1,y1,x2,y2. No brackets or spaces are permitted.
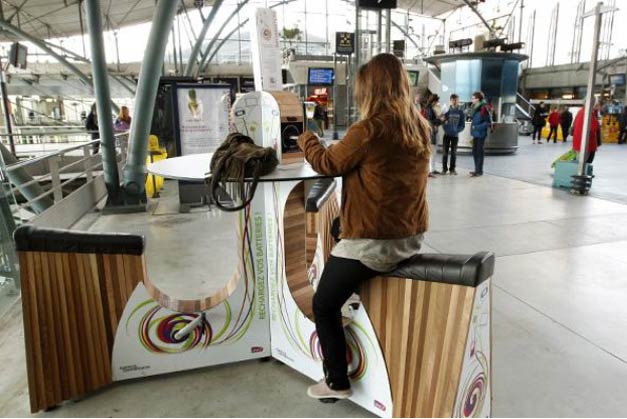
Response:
6,131,129,171
0,130,99,137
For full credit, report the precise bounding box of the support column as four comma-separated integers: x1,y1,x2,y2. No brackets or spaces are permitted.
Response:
519,0,524,43
385,9,391,53
353,4,360,124
0,69,15,156
377,10,382,54
84,0,120,201
577,2,603,177
123,0,178,200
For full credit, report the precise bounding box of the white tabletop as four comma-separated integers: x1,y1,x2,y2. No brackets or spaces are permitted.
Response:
147,153,330,182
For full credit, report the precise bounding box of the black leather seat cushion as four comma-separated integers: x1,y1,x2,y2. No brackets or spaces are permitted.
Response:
305,179,337,213
14,225,145,255
383,252,495,287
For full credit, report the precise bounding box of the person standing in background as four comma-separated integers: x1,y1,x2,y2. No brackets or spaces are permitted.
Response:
114,105,132,132
440,94,465,175
423,93,442,176
469,91,491,177
114,106,132,153
531,101,548,144
573,102,601,164
547,107,561,143
313,102,326,137
618,106,627,144
85,103,100,154
560,107,573,143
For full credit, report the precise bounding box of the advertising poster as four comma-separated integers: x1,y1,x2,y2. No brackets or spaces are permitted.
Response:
175,86,231,155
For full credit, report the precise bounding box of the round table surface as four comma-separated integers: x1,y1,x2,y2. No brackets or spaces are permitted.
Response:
147,152,330,182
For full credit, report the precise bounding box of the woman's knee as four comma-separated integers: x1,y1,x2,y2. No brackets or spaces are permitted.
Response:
312,291,339,318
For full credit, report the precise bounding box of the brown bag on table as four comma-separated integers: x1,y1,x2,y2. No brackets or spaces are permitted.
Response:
208,132,279,212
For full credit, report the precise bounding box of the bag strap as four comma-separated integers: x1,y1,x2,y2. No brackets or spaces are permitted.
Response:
209,158,262,212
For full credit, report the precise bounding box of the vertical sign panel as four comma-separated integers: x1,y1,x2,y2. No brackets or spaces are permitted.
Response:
250,8,282,92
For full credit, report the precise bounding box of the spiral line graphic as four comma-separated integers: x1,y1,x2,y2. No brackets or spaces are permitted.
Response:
457,351,489,418
139,306,213,354
309,328,367,380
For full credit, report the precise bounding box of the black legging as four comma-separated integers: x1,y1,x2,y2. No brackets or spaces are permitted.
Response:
547,126,559,142
561,123,571,142
312,256,379,390
532,125,544,141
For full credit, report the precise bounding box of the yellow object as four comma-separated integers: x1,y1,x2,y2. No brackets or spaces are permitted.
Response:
145,135,167,198
541,122,564,141
601,114,619,143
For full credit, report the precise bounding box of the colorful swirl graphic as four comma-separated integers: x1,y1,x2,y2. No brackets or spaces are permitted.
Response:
126,204,259,355
458,351,489,418
138,306,213,354
308,327,368,381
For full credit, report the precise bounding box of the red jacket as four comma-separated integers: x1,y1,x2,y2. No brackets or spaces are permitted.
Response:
548,111,561,127
572,108,599,153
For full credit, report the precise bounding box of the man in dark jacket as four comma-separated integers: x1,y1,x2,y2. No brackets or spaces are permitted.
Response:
470,91,492,177
440,94,465,175
85,103,100,154
619,106,627,144
560,107,573,143
531,101,548,144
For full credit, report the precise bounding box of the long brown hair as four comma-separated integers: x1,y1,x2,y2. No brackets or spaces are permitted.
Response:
355,53,431,158
118,106,131,123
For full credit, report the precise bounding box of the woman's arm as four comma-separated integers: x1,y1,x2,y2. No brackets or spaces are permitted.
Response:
297,124,368,176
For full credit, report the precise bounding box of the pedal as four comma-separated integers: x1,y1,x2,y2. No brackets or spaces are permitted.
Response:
319,398,339,404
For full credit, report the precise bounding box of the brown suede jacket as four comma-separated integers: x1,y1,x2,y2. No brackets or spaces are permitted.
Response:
299,120,429,239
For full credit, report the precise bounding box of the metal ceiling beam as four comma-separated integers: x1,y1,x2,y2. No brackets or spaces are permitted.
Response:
0,0,65,39
184,0,224,77
196,0,249,76
461,0,496,37
0,17,120,112
391,20,420,49
205,0,298,66
6,0,29,23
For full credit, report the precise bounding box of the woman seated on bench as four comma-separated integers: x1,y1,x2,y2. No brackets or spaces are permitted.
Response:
297,53,431,400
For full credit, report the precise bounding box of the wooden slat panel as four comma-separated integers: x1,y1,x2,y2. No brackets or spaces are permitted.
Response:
61,252,87,397
284,181,341,322
19,252,40,413
19,247,148,413
361,277,476,418
73,253,100,390
46,255,70,402
32,251,56,409
54,253,79,399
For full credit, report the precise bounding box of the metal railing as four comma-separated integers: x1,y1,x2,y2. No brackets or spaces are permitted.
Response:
5,133,128,221
516,93,534,120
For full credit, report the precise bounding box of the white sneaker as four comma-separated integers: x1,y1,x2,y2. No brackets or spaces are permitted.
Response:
307,380,352,400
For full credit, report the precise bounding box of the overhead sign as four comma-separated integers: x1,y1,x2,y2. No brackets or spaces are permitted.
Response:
358,0,398,9
393,40,405,58
335,32,355,55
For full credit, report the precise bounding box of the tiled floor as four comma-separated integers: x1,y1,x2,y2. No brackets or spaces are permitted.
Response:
1,138,627,417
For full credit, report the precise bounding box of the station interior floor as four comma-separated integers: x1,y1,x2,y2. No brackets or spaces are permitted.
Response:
1,138,627,417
